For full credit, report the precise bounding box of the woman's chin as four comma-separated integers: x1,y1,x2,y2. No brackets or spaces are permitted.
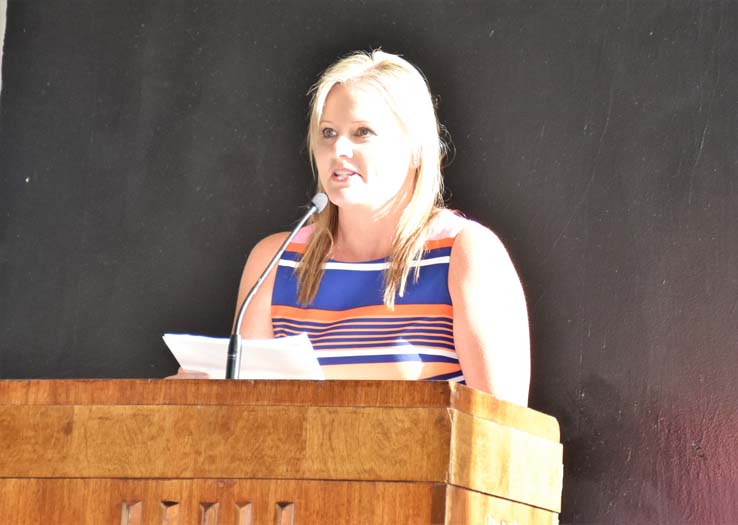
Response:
325,188,366,208
324,186,404,214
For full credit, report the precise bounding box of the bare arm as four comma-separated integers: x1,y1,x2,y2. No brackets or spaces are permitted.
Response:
168,232,288,378
448,222,531,405
232,232,291,339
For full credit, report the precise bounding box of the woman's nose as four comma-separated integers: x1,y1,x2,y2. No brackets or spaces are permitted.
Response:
334,135,353,158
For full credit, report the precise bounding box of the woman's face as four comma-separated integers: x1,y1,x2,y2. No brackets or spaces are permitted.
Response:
314,83,415,214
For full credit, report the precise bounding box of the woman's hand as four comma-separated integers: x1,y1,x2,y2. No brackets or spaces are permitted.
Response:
165,368,210,379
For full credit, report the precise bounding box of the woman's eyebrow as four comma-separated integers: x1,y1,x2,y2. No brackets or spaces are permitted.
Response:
319,119,375,126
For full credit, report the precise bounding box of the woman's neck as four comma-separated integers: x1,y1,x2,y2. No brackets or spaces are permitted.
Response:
332,205,403,262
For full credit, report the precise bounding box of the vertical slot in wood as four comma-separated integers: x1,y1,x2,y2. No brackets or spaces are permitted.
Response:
120,501,142,525
200,502,219,525
236,501,253,525
275,502,295,525
160,500,179,524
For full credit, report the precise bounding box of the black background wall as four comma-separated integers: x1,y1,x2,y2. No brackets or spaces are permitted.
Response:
1,1,736,523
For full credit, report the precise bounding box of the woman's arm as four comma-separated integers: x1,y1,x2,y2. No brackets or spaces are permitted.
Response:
232,231,291,338
167,232,288,379
448,222,531,405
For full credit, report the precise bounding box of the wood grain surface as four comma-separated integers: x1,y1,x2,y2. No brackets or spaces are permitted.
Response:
449,410,563,512
0,478,437,525
0,404,451,480
0,379,559,437
0,380,563,523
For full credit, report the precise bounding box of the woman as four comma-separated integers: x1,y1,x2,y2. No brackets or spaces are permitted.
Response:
233,50,530,405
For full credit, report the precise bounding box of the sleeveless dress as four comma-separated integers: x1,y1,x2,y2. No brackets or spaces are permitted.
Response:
271,209,469,383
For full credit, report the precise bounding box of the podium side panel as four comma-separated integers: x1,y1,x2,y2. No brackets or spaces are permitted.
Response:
449,409,563,512
444,484,559,525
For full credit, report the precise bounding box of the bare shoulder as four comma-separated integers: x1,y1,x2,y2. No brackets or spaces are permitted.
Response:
251,231,292,255
451,220,512,269
448,220,524,298
456,220,502,244
245,232,291,268
239,231,291,291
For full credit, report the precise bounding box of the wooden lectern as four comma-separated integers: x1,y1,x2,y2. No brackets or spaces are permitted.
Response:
0,380,562,524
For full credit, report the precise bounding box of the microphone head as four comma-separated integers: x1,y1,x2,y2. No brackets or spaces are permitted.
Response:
311,192,329,213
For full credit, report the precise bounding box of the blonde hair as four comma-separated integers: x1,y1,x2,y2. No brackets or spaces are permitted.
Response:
298,50,448,308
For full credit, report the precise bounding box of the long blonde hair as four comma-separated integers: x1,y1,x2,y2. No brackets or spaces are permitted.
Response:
298,50,448,308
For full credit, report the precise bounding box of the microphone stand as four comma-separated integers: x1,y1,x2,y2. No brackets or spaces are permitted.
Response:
225,193,328,379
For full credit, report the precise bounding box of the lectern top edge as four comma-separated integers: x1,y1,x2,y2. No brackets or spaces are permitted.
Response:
0,379,559,441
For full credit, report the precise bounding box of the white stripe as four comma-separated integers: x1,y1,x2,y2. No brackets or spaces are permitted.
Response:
315,347,459,359
278,256,450,271
323,261,389,271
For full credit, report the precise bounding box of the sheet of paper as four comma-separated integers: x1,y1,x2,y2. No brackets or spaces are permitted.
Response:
162,332,323,380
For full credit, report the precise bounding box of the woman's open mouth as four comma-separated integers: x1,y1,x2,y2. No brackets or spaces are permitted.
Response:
332,169,360,182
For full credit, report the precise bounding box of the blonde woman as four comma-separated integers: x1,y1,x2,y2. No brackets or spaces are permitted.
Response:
232,50,530,405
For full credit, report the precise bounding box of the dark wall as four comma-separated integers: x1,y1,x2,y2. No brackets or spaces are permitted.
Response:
1,1,736,523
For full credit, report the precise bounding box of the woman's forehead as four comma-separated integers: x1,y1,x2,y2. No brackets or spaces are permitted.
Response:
321,83,394,123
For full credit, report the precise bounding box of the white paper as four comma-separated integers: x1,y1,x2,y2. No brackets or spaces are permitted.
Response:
162,332,323,380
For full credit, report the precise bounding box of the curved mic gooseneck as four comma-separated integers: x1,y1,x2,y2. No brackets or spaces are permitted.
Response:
225,193,329,379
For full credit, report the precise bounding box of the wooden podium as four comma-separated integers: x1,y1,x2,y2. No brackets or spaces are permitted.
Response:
0,380,562,524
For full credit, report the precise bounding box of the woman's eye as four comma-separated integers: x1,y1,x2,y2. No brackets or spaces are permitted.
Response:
356,127,374,138
321,127,336,139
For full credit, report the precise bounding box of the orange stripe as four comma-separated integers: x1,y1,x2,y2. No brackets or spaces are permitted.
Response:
423,237,455,250
310,330,453,346
272,303,453,323
285,242,307,254
274,330,453,342
272,314,453,326
276,324,453,340
274,321,453,333
295,333,452,344
287,237,454,257
275,325,453,335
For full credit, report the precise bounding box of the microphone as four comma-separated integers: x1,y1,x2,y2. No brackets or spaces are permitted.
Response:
225,193,329,379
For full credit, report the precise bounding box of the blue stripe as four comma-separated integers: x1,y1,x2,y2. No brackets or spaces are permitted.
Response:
422,246,452,258
275,329,455,346
280,251,302,263
313,340,457,352
273,316,454,329
424,370,466,381
273,327,454,338
318,353,460,365
272,257,452,310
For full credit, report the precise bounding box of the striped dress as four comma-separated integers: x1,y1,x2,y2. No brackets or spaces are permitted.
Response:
271,210,468,383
